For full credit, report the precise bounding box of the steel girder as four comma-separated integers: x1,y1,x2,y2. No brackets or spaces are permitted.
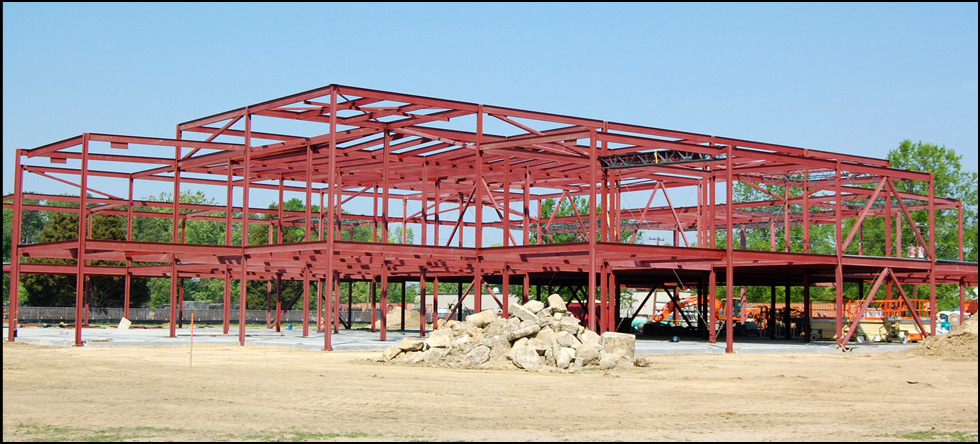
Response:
4,84,976,351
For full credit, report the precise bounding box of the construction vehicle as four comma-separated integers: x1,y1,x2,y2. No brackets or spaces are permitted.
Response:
811,299,932,343
638,294,765,337
965,300,978,316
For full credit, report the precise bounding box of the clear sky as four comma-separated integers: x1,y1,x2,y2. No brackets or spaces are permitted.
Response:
3,2,978,203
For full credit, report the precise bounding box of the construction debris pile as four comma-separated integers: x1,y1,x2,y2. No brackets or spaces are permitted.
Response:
372,308,422,331
905,315,978,361
381,294,649,371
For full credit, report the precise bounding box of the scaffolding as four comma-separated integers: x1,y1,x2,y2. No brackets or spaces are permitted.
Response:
4,84,977,352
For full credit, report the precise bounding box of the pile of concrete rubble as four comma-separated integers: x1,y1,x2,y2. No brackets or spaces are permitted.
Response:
381,294,650,371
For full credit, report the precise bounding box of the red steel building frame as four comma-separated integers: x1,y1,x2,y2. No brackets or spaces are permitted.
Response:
4,84,977,352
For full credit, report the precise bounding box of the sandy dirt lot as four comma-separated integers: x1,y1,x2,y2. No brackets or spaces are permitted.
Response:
3,336,977,442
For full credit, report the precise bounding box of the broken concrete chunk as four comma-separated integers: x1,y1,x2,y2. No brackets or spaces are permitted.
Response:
574,343,601,365
488,335,512,362
397,351,424,364
547,294,567,312
425,328,454,348
578,328,602,347
506,321,542,342
524,300,545,314
510,304,539,323
510,344,543,371
483,319,507,338
544,346,557,367
466,310,498,329
558,315,581,335
599,355,627,370
423,347,449,363
557,347,576,369
451,320,480,338
527,337,551,356
462,345,492,366
556,331,582,349
536,310,558,328
600,332,636,360
575,344,602,365
395,337,425,352
534,326,557,346
383,345,403,362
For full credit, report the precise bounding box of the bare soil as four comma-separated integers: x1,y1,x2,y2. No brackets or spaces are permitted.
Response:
3,338,977,442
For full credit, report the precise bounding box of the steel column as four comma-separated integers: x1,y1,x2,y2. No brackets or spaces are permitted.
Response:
928,175,936,335
725,144,734,353
835,162,844,339
599,263,608,333
523,168,530,245
400,281,406,333
239,110,251,347
380,264,389,342
422,162,428,246
275,274,282,332
959,202,965,325
315,278,322,331
588,129,598,331
784,283,792,340
502,266,510,319
323,270,333,350
303,263,310,337
474,105,484,314
223,265,231,334
124,177,133,321
432,276,440,331
7,153,24,342
370,278,377,332
75,134,90,347
803,172,810,254
803,273,811,343
708,269,717,343
170,261,178,339
420,270,427,336
333,274,340,334
324,87,338,351
223,157,233,335
503,156,511,247
783,186,791,253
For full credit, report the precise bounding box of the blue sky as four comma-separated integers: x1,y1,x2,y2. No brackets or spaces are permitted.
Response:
3,2,977,223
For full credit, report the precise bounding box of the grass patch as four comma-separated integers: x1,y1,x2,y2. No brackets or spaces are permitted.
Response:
888,431,978,442
12,424,428,442
227,429,430,441
235,431,372,441
12,424,185,442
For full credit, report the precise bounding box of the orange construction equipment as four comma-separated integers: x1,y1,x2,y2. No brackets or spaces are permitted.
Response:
652,295,702,323
652,294,763,326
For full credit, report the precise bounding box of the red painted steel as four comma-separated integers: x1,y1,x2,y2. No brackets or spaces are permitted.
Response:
3,84,976,353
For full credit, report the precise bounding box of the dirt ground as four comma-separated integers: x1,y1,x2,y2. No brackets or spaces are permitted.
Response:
2,336,978,442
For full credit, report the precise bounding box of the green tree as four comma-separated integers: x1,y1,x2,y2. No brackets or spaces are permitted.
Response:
726,141,977,309
20,209,150,308
532,195,640,245
886,140,977,263
4,199,49,302
528,195,641,303
883,141,977,310
138,190,231,308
